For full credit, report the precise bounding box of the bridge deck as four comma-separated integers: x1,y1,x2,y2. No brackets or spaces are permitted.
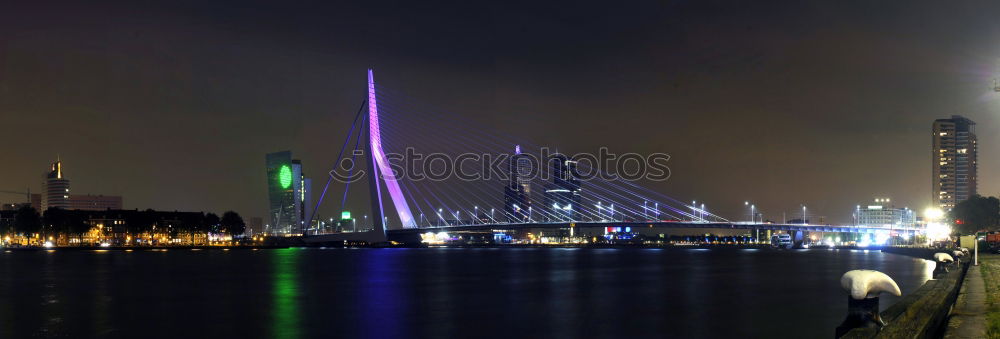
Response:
387,221,920,235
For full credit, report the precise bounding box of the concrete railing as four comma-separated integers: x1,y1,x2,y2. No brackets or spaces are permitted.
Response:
881,247,944,261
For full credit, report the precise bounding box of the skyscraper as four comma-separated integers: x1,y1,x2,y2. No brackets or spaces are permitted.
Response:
42,158,70,211
503,145,531,222
544,153,582,221
292,159,313,233
513,145,532,196
932,115,977,210
265,151,312,234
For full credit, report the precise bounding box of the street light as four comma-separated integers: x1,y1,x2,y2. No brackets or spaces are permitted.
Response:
474,206,478,225
801,205,807,225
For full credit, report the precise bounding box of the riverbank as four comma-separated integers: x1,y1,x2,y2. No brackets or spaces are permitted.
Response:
1,245,288,251
881,246,950,260
2,243,902,251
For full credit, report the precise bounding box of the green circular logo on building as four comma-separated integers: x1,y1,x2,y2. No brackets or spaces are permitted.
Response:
279,164,292,189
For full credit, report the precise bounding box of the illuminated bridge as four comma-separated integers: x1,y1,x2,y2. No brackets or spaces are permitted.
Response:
389,221,921,237
301,70,922,245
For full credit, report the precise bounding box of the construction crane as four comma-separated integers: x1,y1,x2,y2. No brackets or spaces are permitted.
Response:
0,189,31,204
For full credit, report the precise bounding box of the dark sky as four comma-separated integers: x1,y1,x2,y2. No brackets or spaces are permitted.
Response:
3,1,1000,224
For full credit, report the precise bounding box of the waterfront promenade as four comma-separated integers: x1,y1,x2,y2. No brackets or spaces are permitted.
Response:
944,263,986,339
950,253,1000,339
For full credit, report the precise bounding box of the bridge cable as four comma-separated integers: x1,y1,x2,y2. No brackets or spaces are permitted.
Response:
307,99,367,234
338,112,368,223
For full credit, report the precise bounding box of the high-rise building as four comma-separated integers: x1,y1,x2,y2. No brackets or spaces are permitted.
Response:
42,158,70,211
513,145,532,196
265,151,312,234
503,145,531,222
544,153,582,221
855,198,916,229
932,115,977,210
292,160,313,233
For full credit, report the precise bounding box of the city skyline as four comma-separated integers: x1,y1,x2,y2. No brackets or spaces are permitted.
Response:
1,3,993,338
3,2,1000,224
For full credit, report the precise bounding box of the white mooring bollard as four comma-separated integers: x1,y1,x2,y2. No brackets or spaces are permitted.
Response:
934,252,955,276
835,270,902,337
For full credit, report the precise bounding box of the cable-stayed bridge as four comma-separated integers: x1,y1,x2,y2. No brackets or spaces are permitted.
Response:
303,70,921,244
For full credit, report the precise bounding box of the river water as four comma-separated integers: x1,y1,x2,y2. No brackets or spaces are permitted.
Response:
0,247,933,338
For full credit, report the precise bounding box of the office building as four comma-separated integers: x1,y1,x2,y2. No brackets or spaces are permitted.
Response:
42,158,70,211
265,151,312,234
855,198,916,229
67,195,123,211
932,115,977,210
544,153,582,221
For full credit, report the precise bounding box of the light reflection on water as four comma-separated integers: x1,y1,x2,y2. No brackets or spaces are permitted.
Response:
36,248,67,338
272,248,301,339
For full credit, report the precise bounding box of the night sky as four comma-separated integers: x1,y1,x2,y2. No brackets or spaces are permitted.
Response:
3,1,1000,224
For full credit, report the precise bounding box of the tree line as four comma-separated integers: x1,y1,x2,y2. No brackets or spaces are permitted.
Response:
948,195,1000,235
4,206,246,238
